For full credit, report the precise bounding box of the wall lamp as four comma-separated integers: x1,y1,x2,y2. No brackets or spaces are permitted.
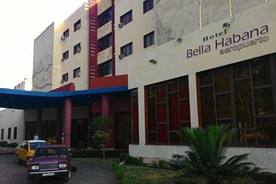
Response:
223,22,230,29
176,38,182,43
149,59,157,64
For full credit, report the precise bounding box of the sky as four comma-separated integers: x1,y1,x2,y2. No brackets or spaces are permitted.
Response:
0,0,88,89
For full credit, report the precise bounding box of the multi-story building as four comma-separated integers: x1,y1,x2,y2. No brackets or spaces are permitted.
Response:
128,0,276,172
1,0,276,172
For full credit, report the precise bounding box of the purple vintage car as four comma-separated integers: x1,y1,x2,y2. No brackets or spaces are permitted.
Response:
27,144,72,184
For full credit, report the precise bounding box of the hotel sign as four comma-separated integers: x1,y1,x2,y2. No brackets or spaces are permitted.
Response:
186,25,269,58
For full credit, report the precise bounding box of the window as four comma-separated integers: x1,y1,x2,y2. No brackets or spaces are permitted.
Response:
73,67,81,78
74,19,81,32
144,31,154,48
8,128,11,139
62,50,69,61
199,54,276,146
146,77,190,144
120,42,133,57
120,10,132,26
74,43,81,54
62,73,68,83
131,89,139,144
1,129,3,140
98,33,112,51
98,60,112,77
62,29,69,39
143,0,154,13
98,7,112,27
13,127,17,140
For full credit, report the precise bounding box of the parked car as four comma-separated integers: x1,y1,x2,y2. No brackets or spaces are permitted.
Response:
15,140,48,165
27,144,72,184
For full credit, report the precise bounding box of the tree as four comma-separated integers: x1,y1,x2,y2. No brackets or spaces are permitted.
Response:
170,124,268,184
90,115,112,159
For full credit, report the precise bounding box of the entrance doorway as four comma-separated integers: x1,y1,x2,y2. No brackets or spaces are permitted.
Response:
115,112,131,149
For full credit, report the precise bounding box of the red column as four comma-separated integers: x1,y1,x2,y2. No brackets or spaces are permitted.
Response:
64,98,72,148
102,94,109,116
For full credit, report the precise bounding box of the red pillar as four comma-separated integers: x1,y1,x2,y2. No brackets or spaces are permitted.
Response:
102,94,109,116
64,98,72,148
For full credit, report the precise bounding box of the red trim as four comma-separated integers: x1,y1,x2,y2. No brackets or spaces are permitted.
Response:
144,87,148,144
88,0,99,88
51,83,75,92
89,75,128,89
196,74,202,127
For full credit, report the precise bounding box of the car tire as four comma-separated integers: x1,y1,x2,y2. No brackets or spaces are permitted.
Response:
15,155,20,164
25,157,30,167
27,175,36,184
64,169,72,182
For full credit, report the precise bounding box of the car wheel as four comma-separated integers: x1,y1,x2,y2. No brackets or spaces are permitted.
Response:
64,169,72,182
15,155,20,164
25,157,30,167
27,175,36,184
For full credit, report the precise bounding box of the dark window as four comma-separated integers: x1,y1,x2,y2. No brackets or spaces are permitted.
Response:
74,43,81,54
98,7,112,27
62,73,68,83
120,10,132,26
1,129,3,140
62,29,69,39
98,60,112,77
98,33,112,51
73,67,81,78
120,42,133,57
146,76,190,144
74,19,81,32
144,31,154,48
143,0,154,13
13,127,17,140
131,89,139,144
62,50,69,61
8,128,11,139
199,54,276,146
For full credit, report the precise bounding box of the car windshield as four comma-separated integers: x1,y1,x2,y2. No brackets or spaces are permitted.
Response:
35,147,67,157
30,142,48,150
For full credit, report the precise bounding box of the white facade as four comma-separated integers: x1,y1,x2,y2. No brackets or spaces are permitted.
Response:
32,3,89,91
115,0,155,75
0,109,24,144
128,0,276,172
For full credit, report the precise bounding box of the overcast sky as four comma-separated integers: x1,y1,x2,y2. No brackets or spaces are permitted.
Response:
0,0,88,89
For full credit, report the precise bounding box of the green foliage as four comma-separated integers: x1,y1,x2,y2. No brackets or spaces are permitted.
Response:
112,159,131,184
89,115,112,159
169,124,268,184
0,141,8,147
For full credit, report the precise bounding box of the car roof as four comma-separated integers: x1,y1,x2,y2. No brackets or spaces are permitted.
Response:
26,140,47,143
36,144,67,149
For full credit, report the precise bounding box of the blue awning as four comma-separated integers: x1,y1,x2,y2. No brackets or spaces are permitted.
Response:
0,86,128,109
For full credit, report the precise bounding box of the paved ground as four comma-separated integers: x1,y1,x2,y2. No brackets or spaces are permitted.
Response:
0,150,119,184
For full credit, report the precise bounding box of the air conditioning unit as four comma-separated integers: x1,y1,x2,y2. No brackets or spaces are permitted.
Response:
118,22,124,28
77,47,81,53
60,80,65,84
76,24,81,29
118,54,125,59
61,36,66,41
61,58,65,62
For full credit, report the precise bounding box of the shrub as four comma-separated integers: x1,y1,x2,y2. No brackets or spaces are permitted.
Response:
7,142,18,148
0,141,8,147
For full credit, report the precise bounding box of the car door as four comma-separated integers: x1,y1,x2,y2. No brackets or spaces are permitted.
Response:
17,142,28,161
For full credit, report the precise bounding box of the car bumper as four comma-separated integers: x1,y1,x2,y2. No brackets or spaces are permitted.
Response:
28,170,69,178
